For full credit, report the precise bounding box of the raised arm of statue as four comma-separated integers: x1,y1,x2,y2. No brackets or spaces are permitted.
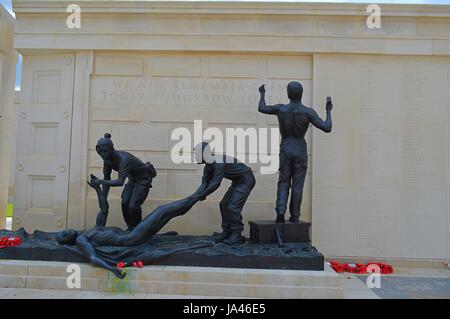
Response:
307,97,333,133
258,84,280,115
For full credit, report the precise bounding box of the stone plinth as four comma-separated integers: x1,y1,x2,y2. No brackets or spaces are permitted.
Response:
0,260,343,298
249,220,311,244
0,229,324,271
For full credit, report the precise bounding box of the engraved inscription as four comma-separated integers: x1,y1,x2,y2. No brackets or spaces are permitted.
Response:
92,78,294,106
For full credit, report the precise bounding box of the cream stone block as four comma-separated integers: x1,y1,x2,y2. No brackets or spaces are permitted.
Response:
207,58,259,78
357,18,418,37
129,280,160,294
417,18,450,38
172,270,240,285
91,107,143,122
0,275,27,288
432,39,450,56
95,55,145,76
131,268,174,283
109,15,155,33
153,17,198,33
401,190,448,259
171,282,250,297
208,109,257,125
148,106,202,123
255,17,314,35
15,16,67,33
150,57,201,77
247,273,340,288
147,282,174,295
198,18,255,34
267,56,312,80
111,124,169,151
27,263,108,280
137,153,198,171
171,267,340,287
88,122,112,149
26,276,107,291
314,17,356,36
313,54,450,259
169,282,341,298
0,263,28,276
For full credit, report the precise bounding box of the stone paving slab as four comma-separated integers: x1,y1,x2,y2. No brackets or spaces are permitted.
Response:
0,288,233,299
357,275,450,299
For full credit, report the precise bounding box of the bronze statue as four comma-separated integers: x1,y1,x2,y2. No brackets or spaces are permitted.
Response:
258,82,333,223
90,133,157,230
57,181,203,278
193,142,255,245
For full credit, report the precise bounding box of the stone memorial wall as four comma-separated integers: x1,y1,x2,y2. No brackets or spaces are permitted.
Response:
312,54,450,258
86,53,313,232
9,0,450,258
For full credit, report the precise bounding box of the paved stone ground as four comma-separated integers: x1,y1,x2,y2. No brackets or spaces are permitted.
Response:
0,288,245,299
339,273,380,299
356,267,450,299
337,267,450,299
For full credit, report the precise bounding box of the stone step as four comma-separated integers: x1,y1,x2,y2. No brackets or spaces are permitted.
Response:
0,260,343,298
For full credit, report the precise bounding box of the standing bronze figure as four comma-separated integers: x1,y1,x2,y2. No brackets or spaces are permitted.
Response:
258,82,333,223
90,133,157,230
194,142,255,245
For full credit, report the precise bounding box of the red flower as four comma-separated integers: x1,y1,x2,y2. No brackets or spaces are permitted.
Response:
0,236,22,249
132,261,144,268
117,262,125,269
328,261,394,275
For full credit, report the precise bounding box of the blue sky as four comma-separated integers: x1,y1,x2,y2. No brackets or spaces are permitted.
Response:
1,0,450,90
